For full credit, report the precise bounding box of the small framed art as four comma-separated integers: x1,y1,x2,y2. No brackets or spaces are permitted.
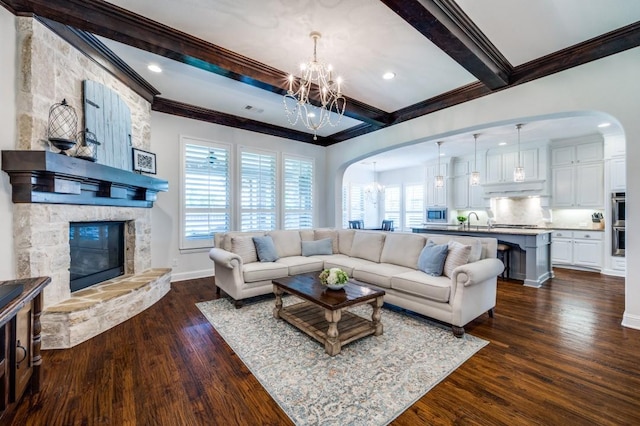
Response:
132,148,157,174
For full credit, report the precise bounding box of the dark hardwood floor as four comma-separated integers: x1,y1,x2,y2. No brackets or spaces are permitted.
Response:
4,269,639,425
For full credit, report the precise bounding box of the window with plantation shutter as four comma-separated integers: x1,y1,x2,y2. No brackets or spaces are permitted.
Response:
383,185,401,229
240,149,277,231
180,138,230,249
283,155,314,229
348,183,365,220
405,183,425,230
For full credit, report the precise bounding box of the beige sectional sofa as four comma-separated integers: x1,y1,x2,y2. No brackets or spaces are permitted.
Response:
208,229,504,336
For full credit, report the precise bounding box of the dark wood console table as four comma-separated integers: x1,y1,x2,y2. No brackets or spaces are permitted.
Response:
0,277,50,417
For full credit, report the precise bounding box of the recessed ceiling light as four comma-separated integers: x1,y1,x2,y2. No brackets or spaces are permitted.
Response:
598,122,611,128
147,64,162,73
382,72,396,80
499,142,507,146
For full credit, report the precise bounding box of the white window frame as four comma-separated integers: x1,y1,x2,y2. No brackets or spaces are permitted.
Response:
383,185,401,230
404,183,425,231
239,147,278,232
179,136,232,250
342,183,366,227
282,154,315,229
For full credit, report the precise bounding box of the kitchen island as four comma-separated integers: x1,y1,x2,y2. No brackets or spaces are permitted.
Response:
412,226,553,287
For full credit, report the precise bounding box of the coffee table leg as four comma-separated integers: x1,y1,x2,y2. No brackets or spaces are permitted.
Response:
324,309,342,356
273,285,283,319
371,296,384,336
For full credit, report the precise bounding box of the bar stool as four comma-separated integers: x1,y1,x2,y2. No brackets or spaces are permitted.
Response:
496,243,511,279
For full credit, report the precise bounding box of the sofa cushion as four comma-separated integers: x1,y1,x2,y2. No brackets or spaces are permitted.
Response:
276,256,324,275
231,236,258,264
337,229,356,256
253,236,279,262
314,228,339,253
269,230,302,257
428,236,482,263
380,233,426,268
391,271,451,303
353,263,414,289
417,242,448,276
243,262,289,282
301,238,333,256
299,229,315,241
350,232,386,263
443,241,472,278
323,256,377,276
224,231,264,252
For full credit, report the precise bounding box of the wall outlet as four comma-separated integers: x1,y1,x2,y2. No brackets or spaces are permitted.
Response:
172,258,178,267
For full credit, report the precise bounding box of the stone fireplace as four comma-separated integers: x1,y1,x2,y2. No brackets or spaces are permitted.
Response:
8,18,171,349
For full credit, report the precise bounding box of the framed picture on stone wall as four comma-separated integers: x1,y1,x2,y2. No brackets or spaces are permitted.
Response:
132,148,156,174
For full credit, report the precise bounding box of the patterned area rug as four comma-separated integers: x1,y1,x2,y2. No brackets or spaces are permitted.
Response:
196,297,488,426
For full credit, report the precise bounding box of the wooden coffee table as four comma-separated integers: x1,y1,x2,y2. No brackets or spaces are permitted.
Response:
272,273,385,356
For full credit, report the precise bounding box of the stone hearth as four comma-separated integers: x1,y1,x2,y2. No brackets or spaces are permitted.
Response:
42,269,171,349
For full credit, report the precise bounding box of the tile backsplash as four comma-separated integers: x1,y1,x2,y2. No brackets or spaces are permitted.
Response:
488,197,604,229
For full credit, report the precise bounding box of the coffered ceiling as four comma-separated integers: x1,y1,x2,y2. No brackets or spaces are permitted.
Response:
3,0,640,149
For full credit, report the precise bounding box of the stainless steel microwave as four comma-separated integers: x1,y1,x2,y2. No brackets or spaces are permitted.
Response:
426,207,448,223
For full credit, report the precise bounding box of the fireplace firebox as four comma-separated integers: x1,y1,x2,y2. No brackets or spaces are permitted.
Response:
69,221,125,292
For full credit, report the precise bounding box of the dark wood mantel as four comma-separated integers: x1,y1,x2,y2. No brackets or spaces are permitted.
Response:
1,150,168,208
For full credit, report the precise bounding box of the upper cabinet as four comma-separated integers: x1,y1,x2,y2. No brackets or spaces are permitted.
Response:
425,163,447,207
486,148,539,184
452,159,485,209
550,137,604,208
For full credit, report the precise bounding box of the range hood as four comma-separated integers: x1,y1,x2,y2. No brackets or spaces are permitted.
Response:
482,179,550,203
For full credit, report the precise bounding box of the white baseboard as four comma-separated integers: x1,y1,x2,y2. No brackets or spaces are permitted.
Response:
171,269,213,283
600,268,625,277
622,312,640,330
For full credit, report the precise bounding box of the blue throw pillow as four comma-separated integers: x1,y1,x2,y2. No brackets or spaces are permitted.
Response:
417,241,448,276
252,236,279,262
301,238,333,256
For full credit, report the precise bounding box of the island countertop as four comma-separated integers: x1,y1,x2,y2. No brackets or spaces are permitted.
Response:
412,226,553,236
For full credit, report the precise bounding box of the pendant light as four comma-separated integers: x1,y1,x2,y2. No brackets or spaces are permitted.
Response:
470,133,480,186
513,124,525,182
364,161,384,204
435,141,444,188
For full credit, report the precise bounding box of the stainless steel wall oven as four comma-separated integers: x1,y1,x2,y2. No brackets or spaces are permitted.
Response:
612,192,625,256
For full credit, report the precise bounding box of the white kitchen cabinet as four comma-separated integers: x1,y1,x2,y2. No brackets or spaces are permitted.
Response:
551,141,603,166
551,232,573,264
486,149,538,183
551,140,604,208
426,163,447,207
551,230,603,270
551,163,604,207
610,157,626,191
452,160,485,209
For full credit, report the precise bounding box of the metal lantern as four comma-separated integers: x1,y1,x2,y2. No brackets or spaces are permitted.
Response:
47,98,78,154
74,128,101,162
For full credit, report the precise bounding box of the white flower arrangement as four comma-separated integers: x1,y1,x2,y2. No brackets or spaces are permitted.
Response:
319,268,349,287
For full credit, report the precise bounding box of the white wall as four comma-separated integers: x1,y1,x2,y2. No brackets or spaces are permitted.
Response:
326,47,640,329
0,9,16,280
149,112,327,281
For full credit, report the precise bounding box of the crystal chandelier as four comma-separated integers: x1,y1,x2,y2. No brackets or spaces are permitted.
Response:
365,162,384,204
435,141,444,188
470,133,480,186
513,124,525,182
283,31,346,141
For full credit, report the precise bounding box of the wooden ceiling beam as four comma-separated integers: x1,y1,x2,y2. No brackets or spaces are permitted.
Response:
380,0,511,89
1,0,390,127
152,98,331,146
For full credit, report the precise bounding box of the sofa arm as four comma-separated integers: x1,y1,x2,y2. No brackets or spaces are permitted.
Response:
209,248,242,269
452,258,504,287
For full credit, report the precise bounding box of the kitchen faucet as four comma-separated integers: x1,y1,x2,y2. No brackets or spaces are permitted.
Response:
467,211,479,230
